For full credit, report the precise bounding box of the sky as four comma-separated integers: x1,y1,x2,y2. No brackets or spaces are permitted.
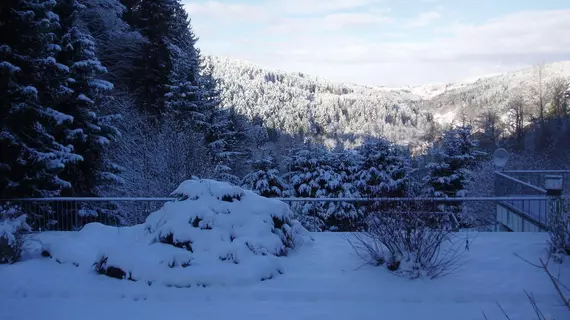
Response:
183,0,570,87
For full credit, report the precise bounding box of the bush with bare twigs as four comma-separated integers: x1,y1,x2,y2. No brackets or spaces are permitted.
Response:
346,202,467,279
487,254,569,320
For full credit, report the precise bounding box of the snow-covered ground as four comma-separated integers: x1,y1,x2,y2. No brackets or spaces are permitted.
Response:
1,231,569,320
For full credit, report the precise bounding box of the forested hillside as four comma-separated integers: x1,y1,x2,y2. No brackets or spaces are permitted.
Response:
206,55,570,154
205,56,433,152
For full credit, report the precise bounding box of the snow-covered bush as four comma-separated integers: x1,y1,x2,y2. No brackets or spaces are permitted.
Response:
0,203,31,264
347,203,465,279
43,178,311,287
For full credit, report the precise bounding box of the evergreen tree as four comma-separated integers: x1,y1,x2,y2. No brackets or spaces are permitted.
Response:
54,0,120,200
425,126,480,198
205,106,243,185
424,126,483,226
201,62,244,184
241,157,287,198
164,1,204,129
356,137,411,199
0,0,79,198
121,0,177,117
284,146,360,232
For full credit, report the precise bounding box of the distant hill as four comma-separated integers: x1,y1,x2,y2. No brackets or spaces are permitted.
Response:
205,55,570,153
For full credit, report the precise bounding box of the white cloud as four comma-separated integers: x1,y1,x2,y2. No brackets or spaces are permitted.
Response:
269,0,386,15
408,11,442,27
184,2,570,86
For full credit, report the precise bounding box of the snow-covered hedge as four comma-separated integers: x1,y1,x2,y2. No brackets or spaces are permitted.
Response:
0,204,31,264
42,178,312,287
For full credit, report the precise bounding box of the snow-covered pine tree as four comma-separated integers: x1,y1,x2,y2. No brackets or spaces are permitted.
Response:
52,0,121,226
164,1,204,130
284,146,360,232
121,0,177,117
355,137,412,218
0,0,80,199
241,156,287,198
201,62,245,184
356,137,411,198
424,126,483,227
204,106,243,185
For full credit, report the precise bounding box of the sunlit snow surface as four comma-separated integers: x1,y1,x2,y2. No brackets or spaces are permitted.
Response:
1,231,569,320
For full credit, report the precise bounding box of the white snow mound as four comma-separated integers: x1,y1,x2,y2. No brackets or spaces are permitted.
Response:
41,178,312,287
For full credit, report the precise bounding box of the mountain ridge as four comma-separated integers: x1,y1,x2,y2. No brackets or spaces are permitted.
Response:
205,55,570,153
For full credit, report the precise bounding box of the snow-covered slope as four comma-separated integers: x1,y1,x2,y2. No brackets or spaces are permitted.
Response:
206,56,432,149
1,232,568,320
207,56,570,146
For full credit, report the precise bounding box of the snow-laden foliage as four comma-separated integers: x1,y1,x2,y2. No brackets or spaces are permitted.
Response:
39,179,312,286
424,126,484,227
241,157,287,198
0,0,79,198
425,126,481,198
284,147,362,231
0,204,31,264
356,137,411,199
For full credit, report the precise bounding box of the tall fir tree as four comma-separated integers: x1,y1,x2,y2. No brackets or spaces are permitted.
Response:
121,0,177,117
0,0,79,198
54,0,120,200
424,126,483,227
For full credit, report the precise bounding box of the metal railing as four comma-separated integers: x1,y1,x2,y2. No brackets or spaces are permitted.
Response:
502,170,570,196
0,196,551,232
494,171,551,230
0,198,172,232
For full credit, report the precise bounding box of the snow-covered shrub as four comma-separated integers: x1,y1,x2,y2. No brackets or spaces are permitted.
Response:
0,203,31,264
347,203,465,279
41,178,311,287
241,157,287,197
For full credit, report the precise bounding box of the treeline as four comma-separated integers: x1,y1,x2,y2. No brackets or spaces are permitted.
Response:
242,126,483,231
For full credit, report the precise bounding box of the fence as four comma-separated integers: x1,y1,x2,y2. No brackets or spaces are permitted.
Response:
494,171,554,231
0,198,172,232
0,196,557,232
501,170,570,196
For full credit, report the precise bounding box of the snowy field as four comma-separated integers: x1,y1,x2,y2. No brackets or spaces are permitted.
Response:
1,232,569,320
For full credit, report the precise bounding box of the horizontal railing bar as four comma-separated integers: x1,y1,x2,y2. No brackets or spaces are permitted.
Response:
276,197,552,202
1,196,555,202
1,197,175,201
502,170,570,173
494,171,548,193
